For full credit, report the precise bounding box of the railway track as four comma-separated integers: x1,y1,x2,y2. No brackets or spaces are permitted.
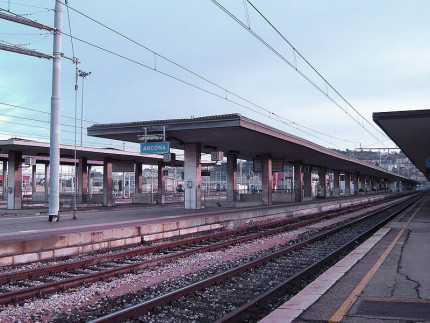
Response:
78,192,424,323
0,195,403,306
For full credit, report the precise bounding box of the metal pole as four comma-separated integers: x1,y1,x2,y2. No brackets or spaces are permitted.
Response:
78,70,90,146
49,0,62,221
80,75,84,146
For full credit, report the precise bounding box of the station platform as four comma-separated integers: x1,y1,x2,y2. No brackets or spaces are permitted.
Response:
261,191,430,323
0,193,392,267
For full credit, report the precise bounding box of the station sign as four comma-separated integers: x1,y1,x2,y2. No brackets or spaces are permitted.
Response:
211,151,224,161
253,158,284,172
24,157,36,166
140,142,170,154
113,162,134,172
163,153,176,163
426,157,430,168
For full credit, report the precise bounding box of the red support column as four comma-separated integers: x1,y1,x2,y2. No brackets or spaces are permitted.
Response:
333,170,340,197
319,167,327,198
262,153,273,205
44,163,50,202
2,160,7,201
184,143,202,209
294,161,303,202
78,157,88,203
227,154,238,202
303,165,313,201
7,150,22,210
360,176,365,192
353,174,359,195
103,158,113,207
344,172,351,196
157,161,166,204
31,164,37,201
135,162,143,193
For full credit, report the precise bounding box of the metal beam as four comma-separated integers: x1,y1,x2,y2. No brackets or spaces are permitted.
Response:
0,43,52,59
0,10,55,31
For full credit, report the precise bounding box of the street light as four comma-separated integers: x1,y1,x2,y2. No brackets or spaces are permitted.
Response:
78,70,91,146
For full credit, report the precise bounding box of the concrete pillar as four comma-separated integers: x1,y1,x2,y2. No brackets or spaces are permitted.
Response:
78,157,88,203
135,162,143,194
31,164,37,200
157,161,166,204
360,176,365,192
184,143,202,209
226,154,238,202
344,172,351,196
44,163,50,202
318,167,327,198
262,153,273,205
103,158,113,207
7,150,22,210
303,165,313,201
333,170,340,197
352,174,358,195
294,161,303,202
2,161,7,201
88,165,92,198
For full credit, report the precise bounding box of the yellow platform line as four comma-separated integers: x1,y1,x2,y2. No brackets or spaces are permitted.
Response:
329,194,428,323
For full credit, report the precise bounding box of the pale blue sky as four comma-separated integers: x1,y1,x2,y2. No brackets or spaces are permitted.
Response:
1,0,429,151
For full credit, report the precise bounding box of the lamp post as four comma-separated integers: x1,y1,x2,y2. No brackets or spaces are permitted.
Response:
78,70,91,146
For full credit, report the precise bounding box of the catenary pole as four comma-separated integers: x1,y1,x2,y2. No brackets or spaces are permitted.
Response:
49,0,62,221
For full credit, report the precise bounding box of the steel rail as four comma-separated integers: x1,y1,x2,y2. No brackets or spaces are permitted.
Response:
0,194,390,285
0,196,394,305
88,192,423,323
216,192,426,322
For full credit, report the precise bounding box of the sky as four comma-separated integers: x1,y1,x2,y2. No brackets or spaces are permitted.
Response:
0,0,429,153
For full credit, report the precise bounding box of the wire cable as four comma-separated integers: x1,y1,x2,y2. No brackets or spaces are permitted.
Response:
0,1,51,10
245,0,386,138
211,0,387,144
0,102,97,124
58,1,360,148
0,111,83,130
60,31,358,149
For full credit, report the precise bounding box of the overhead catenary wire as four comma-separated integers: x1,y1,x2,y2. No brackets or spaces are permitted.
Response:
245,0,386,138
0,102,97,124
61,31,355,149
58,1,360,148
211,0,388,145
0,0,51,11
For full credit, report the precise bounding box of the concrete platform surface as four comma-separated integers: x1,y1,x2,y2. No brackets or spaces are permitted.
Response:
260,191,430,323
0,193,390,266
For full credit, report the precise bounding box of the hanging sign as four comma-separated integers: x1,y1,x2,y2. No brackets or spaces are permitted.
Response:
140,142,170,154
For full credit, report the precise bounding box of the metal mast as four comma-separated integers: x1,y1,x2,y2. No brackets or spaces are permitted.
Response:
49,0,62,221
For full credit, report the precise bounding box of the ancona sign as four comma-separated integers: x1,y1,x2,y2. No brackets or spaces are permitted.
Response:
140,142,170,154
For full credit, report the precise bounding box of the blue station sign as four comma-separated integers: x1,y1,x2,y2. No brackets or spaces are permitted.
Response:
140,142,170,154
426,157,430,168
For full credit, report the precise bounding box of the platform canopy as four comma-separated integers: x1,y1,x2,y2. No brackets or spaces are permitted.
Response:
0,138,170,165
373,109,430,181
88,113,414,183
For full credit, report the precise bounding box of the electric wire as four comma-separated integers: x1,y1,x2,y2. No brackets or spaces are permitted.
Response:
0,102,96,124
0,1,51,10
58,1,359,148
245,0,386,139
60,31,358,149
0,111,84,129
211,0,387,144
0,32,50,35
